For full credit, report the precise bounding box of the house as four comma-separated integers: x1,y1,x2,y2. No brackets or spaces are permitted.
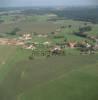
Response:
22,33,32,40
67,41,77,48
25,45,36,50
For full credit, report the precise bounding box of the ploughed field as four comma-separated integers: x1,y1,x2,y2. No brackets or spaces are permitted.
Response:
0,46,98,100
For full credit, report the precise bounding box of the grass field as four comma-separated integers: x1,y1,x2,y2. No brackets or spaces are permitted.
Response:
0,46,98,100
0,21,58,34
0,17,98,35
0,46,31,81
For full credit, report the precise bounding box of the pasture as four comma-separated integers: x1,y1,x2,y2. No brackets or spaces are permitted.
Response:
0,46,30,81
0,16,98,35
0,46,98,100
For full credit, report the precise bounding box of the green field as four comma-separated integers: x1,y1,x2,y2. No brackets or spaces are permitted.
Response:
0,21,58,34
0,46,98,100
0,19,98,45
0,16,98,35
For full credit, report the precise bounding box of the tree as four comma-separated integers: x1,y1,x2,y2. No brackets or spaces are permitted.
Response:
64,36,67,42
74,32,87,38
6,27,20,35
79,26,92,32
68,25,72,28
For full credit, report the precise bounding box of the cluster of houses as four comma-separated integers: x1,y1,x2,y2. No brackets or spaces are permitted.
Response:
0,33,50,50
0,33,31,47
0,32,98,52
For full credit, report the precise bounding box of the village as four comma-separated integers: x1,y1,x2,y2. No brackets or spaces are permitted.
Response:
0,31,98,56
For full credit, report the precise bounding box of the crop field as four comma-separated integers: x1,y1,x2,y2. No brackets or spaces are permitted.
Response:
0,46,98,100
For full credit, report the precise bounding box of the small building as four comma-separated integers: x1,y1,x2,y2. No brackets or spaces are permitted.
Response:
22,33,32,40
67,42,77,48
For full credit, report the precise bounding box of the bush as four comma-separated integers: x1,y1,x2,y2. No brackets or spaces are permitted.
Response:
29,55,34,60
79,26,92,32
74,32,87,38
6,27,20,35
68,25,72,28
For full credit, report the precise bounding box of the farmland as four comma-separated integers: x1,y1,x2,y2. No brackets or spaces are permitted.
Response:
0,7,98,100
0,45,98,100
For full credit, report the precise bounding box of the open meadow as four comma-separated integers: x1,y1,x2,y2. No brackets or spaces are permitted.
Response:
0,46,98,100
